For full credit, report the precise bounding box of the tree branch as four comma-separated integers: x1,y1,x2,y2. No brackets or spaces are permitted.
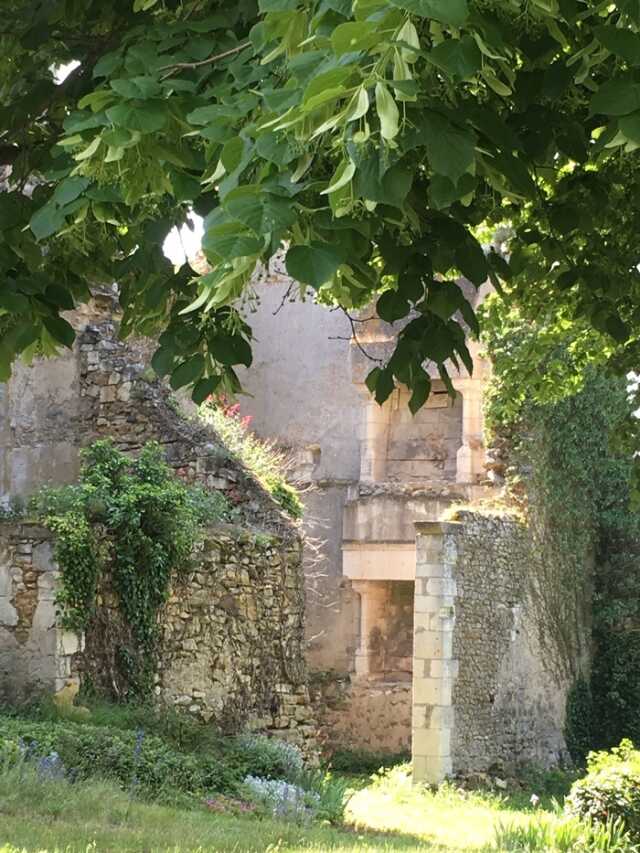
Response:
159,43,251,79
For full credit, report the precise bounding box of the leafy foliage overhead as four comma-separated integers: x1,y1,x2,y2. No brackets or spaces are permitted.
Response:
2,0,640,406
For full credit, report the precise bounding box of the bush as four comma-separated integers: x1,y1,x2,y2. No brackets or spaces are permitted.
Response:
232,734,304,781
0,714,309,805
565,740,640,839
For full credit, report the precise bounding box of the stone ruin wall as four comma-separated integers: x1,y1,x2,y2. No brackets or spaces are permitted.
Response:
412,511,589,783
0,296,316,749
0,522,315,749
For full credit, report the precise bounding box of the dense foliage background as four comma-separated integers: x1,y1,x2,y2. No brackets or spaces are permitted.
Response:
2,0,640,412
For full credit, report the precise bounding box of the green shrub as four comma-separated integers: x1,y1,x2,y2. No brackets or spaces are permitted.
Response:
565,740,640,839
0,714,310,805
232,734,304,781
292,768,353,824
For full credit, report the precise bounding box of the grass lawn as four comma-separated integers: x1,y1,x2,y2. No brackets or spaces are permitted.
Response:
0,762,571,853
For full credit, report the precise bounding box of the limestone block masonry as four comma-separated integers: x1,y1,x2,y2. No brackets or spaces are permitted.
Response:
412,514,576,784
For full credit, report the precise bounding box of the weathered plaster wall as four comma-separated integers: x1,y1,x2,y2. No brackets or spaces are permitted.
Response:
239,281,365,675
412,512,585,783
0,348,80,502
387,390,462,482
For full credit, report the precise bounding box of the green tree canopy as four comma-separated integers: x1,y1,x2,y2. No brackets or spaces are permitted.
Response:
1,0,640,408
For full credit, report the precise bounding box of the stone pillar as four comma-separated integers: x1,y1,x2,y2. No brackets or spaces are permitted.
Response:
455,381,485,484
351,579,387,678
359,397,391,483
412,521,459,785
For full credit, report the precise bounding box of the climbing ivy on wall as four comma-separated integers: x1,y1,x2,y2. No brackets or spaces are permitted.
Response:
481,298,640,760
32,439,234,700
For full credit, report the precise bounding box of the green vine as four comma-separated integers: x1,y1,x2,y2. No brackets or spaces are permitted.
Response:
32,439,235,700
481,299,640,755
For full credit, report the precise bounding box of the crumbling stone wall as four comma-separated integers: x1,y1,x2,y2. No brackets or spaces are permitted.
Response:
0,522,315,748
0,296,315,746
158,529,314,744
0,522,80,701
76,297,291,536
412,511,587,783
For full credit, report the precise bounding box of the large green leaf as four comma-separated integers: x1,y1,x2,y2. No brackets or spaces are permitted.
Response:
422,112,475,183
591,78,640,116
595,25,640,66
106,100,168,132
223,186,297,235
285,243,346,288
428,36,481,80
455,237,488,286
30,203,66,241
209,333,253,366
331,22,379,55
42,315,75,349
202,225,263,260
170,354,205,390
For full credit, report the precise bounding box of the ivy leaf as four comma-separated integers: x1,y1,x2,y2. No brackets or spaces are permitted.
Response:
391,0,468,26
285,243,345,288
170,354,205,390
422,112,475,183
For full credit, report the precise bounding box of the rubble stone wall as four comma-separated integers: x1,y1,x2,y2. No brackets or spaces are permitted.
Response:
0,522,315,748
311,675,411,755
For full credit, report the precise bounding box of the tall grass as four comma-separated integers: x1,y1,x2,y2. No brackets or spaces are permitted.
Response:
493,813,636,852
200,399,303,518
